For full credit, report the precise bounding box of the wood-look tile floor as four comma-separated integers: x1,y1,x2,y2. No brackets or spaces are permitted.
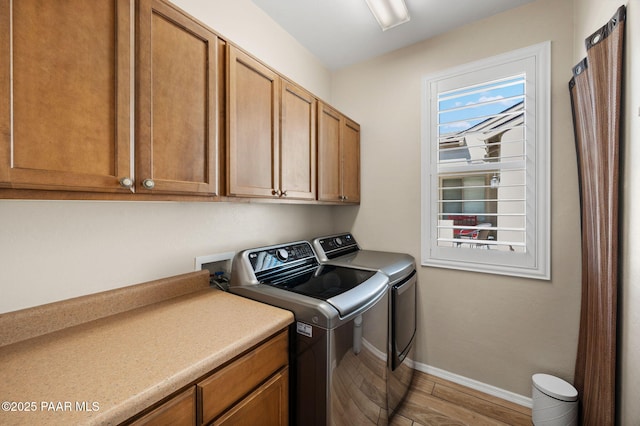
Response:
388,371,532,426
329,340,531,425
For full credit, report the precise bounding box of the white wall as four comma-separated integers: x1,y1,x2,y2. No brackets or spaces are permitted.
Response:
0,1,335,314
332,0,581,397
573,0,640,424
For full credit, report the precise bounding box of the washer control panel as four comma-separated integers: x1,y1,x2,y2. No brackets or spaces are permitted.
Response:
248,242,315,273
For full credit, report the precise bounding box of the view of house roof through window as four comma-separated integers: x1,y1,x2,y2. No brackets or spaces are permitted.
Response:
422,41,550,279
436,75,526,252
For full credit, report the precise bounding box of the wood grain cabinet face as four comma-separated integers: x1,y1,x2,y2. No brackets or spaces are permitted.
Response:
226,46,280,198
0,0,132,192
341,118,361,203
136,0,220,195
198,330,288,425
279,81,317,200
129,386,196,426
227,48,317,200
212,368,288,426
317,102,360,203
317,104,342,201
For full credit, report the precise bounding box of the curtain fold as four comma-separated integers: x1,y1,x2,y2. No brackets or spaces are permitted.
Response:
569,5,625,425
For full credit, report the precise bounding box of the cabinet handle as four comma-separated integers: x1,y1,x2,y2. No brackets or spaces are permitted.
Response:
119,177,133,189
142,179,155,190
272,189,282,197
281,190,288,197
343,195,348,201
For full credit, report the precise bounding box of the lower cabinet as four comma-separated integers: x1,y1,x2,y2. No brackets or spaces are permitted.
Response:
198,329,288,425
129,387,196,426
211,368,288,426
125,330,288,426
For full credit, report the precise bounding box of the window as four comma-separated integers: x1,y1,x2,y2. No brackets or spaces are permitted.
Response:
421,42,550,280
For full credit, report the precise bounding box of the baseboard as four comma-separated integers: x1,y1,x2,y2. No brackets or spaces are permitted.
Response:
413,361,533,409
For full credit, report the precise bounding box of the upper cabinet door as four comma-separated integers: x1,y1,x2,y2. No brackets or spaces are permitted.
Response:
341,118,360,203
227,46,280,198
317,102,360,203
136,0,220,195
317,103,342,202
0,0,133,192
280,81,316,200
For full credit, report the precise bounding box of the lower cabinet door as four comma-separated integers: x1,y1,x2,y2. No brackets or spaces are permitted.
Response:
198,330,288,424
130,386,196,426
212,368,288,426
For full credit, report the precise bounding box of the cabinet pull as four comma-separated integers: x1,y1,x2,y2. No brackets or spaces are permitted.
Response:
142,179,155,190
119,177,134,189
272,189,283,197
281,190,288,197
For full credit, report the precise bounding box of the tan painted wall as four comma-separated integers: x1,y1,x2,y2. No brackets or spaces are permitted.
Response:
0,1,334,314
331,0,581,397
573,0,640,423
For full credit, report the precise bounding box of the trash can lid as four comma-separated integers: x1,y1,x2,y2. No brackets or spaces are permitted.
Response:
532,373,578,402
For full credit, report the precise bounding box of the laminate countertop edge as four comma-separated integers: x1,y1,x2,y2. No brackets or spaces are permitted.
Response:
0,272,294,425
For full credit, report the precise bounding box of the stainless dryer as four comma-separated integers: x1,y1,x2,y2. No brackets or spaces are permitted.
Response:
230,240,390,425
313,233,417,418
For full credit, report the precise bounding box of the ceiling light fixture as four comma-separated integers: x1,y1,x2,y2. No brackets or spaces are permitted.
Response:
365,0,410,31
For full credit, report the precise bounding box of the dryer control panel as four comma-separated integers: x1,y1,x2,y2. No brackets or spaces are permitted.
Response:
316,233,359,259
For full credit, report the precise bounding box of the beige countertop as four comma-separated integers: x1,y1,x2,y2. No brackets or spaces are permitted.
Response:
0,273,293,425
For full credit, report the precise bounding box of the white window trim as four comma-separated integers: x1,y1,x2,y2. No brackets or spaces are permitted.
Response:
421,41,551,280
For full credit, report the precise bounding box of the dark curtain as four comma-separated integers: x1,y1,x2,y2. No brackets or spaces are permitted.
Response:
569,5,626,425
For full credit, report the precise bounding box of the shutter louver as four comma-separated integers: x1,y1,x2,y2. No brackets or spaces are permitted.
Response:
435,75,527,252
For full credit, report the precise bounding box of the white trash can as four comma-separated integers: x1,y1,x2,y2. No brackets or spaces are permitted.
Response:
531,374,578,426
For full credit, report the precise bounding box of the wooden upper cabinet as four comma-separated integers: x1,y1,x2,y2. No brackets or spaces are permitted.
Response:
280,81,316,200
226,46,280,198
341,118,360,203
317,104,342,201
136,0,220,196
317,102,360,203
0,0,133,192
0,0,356,204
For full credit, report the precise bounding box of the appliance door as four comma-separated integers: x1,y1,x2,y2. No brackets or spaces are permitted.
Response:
391,270,416,370
388,270,417,418
293,289,389,425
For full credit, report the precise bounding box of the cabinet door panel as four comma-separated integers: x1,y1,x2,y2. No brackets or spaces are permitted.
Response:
280,81,316,200
342,118,360,203
227,46,279,197
130,386,196,426
0,0,132,191
137,0,218,195
317,103,342,201
199,330,288,425
213,368,288,426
